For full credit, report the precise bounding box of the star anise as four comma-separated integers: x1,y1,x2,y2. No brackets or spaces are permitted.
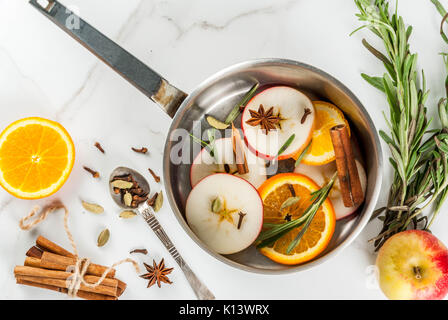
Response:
245,104,280,134
140,258,174,288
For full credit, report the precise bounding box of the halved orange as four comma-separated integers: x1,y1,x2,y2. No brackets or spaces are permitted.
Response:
258,173,335,265
297,101,350,166
0,117,75,199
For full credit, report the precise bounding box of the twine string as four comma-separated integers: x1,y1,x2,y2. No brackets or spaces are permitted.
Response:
19,200,140,297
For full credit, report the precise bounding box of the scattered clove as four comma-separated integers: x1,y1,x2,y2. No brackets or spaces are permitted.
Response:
130,248,148,255
83,166,100,178
94,142,105,154
132,147,148,154
148,168,161,183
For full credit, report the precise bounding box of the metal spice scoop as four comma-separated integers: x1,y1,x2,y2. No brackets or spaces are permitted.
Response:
109,167,215,300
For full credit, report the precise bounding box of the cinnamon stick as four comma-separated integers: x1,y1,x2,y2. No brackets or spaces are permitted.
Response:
23,257,125,297
41,251,115,278
24,253,116,279
15,275,117,297
36,236,75,258
14,266,118,289
232,123,249,174
16,278,117,300
330,124,364,207
116,279,127,297
26,246,43,259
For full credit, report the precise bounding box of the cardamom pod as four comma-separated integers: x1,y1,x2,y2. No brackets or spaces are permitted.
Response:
119,210,137,219
97,229,110,247
280,196,301,211
123,192,132,207
206,115,230,130
111,180,134,189
153,191,163,212
211,196,223,213
81,200,104,214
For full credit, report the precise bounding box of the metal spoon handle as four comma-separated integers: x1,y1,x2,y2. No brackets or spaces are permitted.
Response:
139,206,215,300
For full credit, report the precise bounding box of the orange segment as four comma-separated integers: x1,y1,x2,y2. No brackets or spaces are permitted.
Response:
0,117,75,199
298,101,349,165
258,173,335,265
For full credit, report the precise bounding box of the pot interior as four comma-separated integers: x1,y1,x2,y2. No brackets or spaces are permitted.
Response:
164,60,382,273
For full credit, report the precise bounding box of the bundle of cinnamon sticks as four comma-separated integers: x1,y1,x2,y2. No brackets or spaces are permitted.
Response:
14,235,127,300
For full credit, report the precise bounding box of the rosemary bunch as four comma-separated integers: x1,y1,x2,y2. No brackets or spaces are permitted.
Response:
354,0,448,250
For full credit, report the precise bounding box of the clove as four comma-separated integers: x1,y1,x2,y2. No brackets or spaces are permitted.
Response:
83,166,100,178
148,168,161,183
237,212,247,230
132,147,148,154
130,248,148,255
301,108,312,124
147,193,158,207
94,142,105,154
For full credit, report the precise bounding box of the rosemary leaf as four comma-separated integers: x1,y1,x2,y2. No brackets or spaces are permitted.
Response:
225,83,259,124
278,134,295,156
295,139,313,167
361,73,385,92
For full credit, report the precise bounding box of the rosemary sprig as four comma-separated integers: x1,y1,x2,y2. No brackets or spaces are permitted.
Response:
225,83,259,124
353,0,448,250
256,173,337,251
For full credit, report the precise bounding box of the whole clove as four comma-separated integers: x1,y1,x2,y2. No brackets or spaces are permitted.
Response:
237,212,247,230
148,168,161,183
301,108,312,124
94,142,105,154
130,248,148,255
83,166,100,178
147,193,158,207
131,147,148,154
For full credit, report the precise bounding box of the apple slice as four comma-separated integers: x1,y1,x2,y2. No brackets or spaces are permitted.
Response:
190,137,267,188
185,173,264,254
241,86,315,160
294,160,367,220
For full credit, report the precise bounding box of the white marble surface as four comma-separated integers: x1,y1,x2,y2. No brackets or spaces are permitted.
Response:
0,0,447,300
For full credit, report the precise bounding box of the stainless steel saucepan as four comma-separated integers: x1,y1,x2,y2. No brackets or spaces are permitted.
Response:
30,0,383,274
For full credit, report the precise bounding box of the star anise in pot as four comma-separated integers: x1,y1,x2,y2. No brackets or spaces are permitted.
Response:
140,258,174,288
245,104,280,134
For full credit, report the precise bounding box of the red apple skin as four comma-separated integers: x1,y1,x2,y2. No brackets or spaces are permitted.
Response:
376,230,448,300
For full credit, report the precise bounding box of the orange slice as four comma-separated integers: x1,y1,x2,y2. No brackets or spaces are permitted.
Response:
298,101,349,165
0,117,75,199
257,173,335,265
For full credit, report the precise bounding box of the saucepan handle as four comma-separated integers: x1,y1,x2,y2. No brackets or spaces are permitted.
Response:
29,0,187,118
